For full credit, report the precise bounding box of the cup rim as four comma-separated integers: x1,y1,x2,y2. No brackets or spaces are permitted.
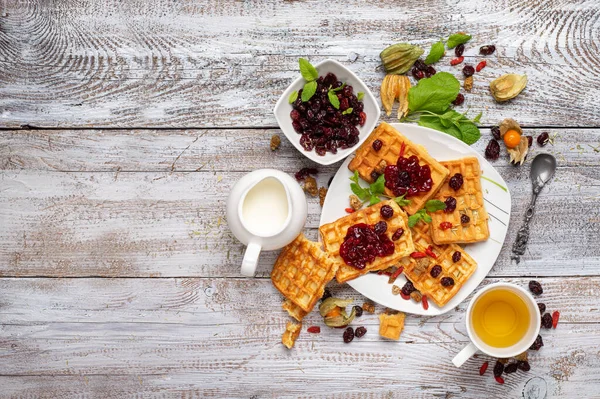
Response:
465,282,541,358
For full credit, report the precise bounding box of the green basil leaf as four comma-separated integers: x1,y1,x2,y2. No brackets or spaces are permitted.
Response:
350,183,370,201
394,195,411,207
288,90,298,104
369,174,386,196
425,41,445,65
299,58,318,81
328,90,340,109
440,118,453,128
342,108,353,115
425,199,446,212
446,33,472,49
418,114,463,140
459,121,481,145
302,81,317,102
408,72,460,114
357,92,364,101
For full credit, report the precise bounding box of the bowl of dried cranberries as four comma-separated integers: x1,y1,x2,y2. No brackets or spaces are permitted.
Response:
274,59,380,165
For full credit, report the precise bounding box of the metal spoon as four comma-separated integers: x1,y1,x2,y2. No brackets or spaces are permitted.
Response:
511,153,557,263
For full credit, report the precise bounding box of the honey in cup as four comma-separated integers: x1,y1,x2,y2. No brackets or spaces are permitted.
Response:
471,288,530,348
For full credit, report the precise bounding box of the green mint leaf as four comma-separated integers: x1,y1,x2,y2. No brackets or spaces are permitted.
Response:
447,33,472,49
299,58,318,81
440,118,453,128
357,92,364,101
302,81,317,102
394,194,411,207
350,170,360,185
342,108,353,115
328,90,340,109
408,212,423,228
350,183,370,201
423,213,432,223
369,174,386,196
288,90,298,104
459,121,481,145
472,111,483,124
408,72,460,114
331,83,346,93
425,41,445,65
369,195,381,205
425,199,446,212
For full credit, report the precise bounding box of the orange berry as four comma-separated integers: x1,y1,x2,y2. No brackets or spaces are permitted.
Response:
503,129,521,149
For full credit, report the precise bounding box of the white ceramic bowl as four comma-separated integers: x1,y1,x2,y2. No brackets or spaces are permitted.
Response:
273,59,380,165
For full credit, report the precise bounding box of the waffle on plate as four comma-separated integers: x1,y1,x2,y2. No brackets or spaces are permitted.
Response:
398,221,478,307
271,233,338,313
348,122,449,215
319,199,414,283
429,157,490,245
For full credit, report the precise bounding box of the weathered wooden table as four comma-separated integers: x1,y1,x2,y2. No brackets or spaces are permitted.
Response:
1,1,599,397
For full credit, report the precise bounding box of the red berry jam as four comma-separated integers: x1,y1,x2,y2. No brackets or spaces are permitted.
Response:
339,223,395,269
384,153,433,197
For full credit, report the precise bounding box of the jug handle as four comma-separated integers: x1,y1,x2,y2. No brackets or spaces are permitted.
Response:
241,241,262,277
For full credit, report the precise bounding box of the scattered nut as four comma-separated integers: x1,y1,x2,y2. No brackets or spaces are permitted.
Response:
362,302,375,314
464,76,473,92
410,291,423,302
514,352,528,362
349,194,362,210
375,159,388,174
270,134,281,151
304,176,318,196
318,187,327,207
392,285,401,295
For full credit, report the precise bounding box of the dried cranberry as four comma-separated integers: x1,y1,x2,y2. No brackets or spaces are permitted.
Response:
530,334,544,351
526,135,533,147
307,326,321,333
392,228,404,241
480,45,496,55
414,59,427,71
372,139,383,151
370,171,381,181
353,305,363,318
537,132,549,146
412,67,425,80
401,280,416,296
541,313,553,329
493,361,504,377
538,303,546,314
455,44,465,57
452,93,465,106
295,167,318,181
461,214,470,224
354,326,367,338
430,265,442,278
373,221,388,235
504,363,518,374
529,280,543,295
449,173,464,191
444,196,457,213
425,66,436,77
491,126,501,140
359,112,366,126
518,361,531,371
343,327,354,343
485,139,500,160
380,205,394,219
452,251,461,262
384,154,433,198
441,277,455,287
462,65,475,77
339,223,395,269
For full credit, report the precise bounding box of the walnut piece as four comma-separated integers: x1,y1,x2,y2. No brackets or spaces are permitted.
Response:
270,134,281,151
362,302,375,314
304,176,318,196
374,159,388,174
410,291,422,302
391,285,401,295
318,187,327,207
349,194,362,210
464,76,473,92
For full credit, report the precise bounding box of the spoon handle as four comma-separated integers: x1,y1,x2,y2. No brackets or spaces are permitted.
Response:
511,190,540,261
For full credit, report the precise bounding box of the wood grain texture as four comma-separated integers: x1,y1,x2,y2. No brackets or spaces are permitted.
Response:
1,0,600,128
0,277,598,398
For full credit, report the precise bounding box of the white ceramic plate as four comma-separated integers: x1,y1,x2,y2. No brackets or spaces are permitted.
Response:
319,123,511,315
273,59,381,165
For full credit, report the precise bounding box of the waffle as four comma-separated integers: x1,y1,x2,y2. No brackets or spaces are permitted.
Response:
378,312,406,340
283,298,308,322
429,157,489,245
398,221,478,307
319,200,414,283
271,233,338,313
282,321,301,349
348,122,449,215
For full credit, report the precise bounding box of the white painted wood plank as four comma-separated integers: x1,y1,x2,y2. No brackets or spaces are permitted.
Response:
0,0,599,127
0,277,597,398
1,168,598,277
2,128,599,173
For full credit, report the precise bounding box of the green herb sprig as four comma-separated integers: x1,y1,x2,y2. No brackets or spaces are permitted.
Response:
425,41,445,65
349,171,412,208
298,58,319,102
407,199,446,227
446,33,472,49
